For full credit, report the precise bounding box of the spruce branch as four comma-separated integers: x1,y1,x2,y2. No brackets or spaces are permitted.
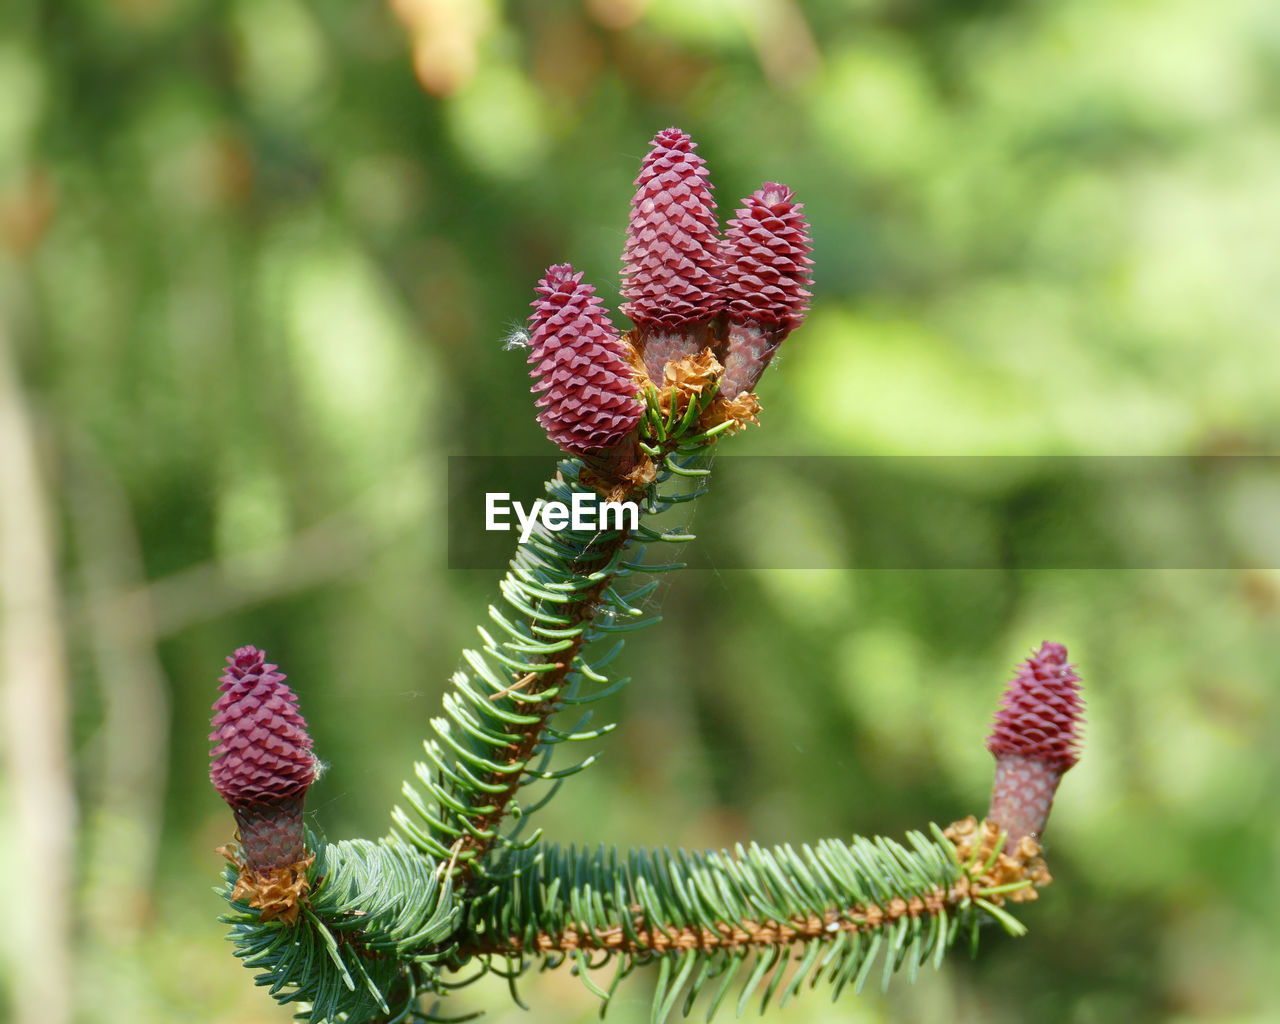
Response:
439,518,636,883
453,828,1034,1022
387,237,744,888
208,126,1085,1024
390,397,724,890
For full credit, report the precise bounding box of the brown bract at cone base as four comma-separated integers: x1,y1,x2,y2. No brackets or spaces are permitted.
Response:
577,435,658,502
701,390,762,435
655,348,763,436
655,348,721,419
944,816,1052,905
636,322,721,384
218,843,315,925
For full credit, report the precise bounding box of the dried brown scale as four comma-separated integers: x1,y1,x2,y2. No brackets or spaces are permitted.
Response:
655,348,722,421
218,845,315,925
944,816,1051,904
701,390,762,435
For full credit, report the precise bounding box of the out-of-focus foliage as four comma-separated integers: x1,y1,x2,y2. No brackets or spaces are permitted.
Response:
1,0,1277,1022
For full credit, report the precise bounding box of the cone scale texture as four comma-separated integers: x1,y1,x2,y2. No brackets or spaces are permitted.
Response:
620,128,724,332
527,263,643,455
985,641,1084,847
718,184,813,398
229,797,310,872
522,126,815,444
209,646,319,872
721,183,812,333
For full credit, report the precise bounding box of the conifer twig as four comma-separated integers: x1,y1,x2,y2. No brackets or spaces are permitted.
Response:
206,127,1086,1024
450,521,635,885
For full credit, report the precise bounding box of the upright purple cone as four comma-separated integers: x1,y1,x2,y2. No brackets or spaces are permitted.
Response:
985,641,1084,849
527,263,644,456
718,183,813,398
210,646,319,874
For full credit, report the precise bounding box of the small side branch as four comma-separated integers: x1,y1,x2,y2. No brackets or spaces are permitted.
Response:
444,828,1041,1020
460,882,974,958
451,521,633,884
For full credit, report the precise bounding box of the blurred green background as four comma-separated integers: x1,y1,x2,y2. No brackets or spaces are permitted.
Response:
2,0,1278,1022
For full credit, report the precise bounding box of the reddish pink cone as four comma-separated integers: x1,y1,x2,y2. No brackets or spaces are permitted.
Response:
985,642,1084,848
528,263,643,455
210,646,319,871
620,128,724,332
721,183,812,332
718,183,813,397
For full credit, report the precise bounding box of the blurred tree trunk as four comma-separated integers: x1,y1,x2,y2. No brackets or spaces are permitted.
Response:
0,320,74,1024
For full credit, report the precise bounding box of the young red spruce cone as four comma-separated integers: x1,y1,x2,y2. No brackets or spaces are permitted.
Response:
210,646,320,922
528,263,644,458
718,182,813,399
620,127,725,381
985,641,1084,850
